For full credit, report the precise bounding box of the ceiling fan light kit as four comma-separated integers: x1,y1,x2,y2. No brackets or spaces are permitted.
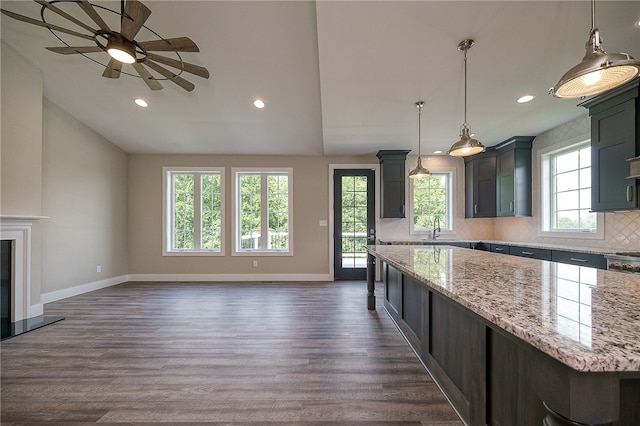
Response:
1,0,210,92
408,101,431,179
549,0,640,99
448,39,485,158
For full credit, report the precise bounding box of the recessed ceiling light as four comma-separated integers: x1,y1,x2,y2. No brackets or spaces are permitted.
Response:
134,98,148,108
434,150,443,154
635,18,640,28
517,94,535,103
253,99,265,108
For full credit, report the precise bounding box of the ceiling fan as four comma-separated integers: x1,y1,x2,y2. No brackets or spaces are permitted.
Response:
1,0,209,92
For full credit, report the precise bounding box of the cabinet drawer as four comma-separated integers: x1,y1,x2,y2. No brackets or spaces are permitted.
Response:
509,246,552,261
489,244,509,254
551,250,607,269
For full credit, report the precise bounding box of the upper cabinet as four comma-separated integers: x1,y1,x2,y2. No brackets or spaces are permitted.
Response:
465,150,497,218
377,150,410,218
464,137,533,218
495,137,534,217
581,80,639,212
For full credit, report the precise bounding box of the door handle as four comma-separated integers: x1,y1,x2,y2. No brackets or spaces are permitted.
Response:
627,185,634,202
474,204,478,215
510,201,514,212
522,251,534,255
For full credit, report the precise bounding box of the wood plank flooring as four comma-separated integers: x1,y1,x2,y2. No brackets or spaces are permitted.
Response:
1,281,462,425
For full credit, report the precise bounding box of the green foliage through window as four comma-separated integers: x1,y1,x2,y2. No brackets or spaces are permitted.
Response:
412,173,451,231
169,170,222,252
237,171,291,252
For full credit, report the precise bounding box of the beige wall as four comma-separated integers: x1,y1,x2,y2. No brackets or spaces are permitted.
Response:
41,99,129,293
494,115,640,251
1,45,129,301
128,154,375,277
1,42,43,216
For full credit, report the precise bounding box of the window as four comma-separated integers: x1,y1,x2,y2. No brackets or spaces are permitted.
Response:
232,168,292,255
541,141,602,238
163,167,224,256
410,172,453,234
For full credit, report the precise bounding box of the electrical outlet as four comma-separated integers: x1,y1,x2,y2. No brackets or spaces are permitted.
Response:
253,260,258,267
96,265,102,273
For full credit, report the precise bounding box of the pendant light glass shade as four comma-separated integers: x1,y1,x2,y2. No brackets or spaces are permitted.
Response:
448,39,485,157
106,37,136,64
408,101,430,179
549,1,640,99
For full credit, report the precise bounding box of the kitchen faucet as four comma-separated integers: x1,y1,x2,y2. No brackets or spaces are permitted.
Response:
433,217,441,240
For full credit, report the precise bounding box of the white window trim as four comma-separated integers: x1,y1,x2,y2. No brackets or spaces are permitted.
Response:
162,166,226,256
231,167,293,256
409,168,456,236
538,138,604,240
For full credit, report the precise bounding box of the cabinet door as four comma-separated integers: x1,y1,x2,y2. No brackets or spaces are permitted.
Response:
497,149,515,217
381,160,406,218
591,99,637,211
466,155,497,218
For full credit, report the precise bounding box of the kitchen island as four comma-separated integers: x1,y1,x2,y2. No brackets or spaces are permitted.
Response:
366,244,640,426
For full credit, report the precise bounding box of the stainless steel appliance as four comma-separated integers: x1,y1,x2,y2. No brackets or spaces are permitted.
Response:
605,252,640,274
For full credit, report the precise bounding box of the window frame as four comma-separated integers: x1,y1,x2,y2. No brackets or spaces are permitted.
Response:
539,140,604,240
409,169,455,235
232,167,293,256
162,167,225,256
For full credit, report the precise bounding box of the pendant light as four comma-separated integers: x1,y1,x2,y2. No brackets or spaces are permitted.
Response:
408,101,431,179
549,0,640,99
448,39,485,157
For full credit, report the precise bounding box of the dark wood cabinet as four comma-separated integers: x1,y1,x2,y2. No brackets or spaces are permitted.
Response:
376,150,410,218
465,151,496,218
550,250,607,269
495,137,534,217
581,80,639,212
509,245,552,261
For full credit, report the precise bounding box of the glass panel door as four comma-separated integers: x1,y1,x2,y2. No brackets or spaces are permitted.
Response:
334,169,375,279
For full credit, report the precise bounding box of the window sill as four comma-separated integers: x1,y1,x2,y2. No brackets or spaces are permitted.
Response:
163,250,225,257
537,230,604,241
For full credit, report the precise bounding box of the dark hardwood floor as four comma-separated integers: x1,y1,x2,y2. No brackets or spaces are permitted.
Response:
1,281,462,425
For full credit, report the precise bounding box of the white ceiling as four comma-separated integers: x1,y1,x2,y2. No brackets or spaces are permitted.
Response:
2,1,639,156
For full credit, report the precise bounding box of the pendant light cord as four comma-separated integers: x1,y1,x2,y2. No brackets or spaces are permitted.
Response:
463,47,468,127
417,103,422,157
591,0,596,29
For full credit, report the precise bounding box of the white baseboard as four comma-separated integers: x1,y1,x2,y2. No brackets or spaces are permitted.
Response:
29,303,44,317
40,275,129,304
39,273,334,304
128,273,333,282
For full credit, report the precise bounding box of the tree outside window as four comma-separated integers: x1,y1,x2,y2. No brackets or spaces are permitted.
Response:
164,168,224,255
235,169,292,254
411,172,452,233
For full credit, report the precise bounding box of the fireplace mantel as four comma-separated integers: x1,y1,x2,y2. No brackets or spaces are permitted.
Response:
1,215,48,321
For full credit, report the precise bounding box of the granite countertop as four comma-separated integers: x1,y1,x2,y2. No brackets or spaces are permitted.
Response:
367,244,640,373
378,239,616,255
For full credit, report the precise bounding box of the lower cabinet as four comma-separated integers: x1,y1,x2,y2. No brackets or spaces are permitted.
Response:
509,245,552,261
551,250,607,269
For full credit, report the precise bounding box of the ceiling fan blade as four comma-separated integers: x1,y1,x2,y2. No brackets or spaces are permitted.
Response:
143,60,195,92
120,0,151,41
34,0,96,33
46,46,103,55
138,37,199,53
146,53,209,79
102,59,122,79
1,9,94,41
77,0,110,32
132,63,163,90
